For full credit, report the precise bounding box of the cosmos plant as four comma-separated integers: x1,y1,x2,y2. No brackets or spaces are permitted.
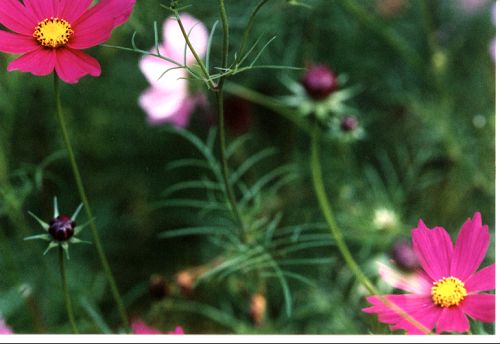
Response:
364,213,495,334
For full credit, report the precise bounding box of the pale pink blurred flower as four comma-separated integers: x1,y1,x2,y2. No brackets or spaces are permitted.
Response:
139,14,208,126
131,319,184,335
0,317,13,335
456,0,489,13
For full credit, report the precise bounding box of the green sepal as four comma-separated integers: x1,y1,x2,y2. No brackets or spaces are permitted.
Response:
61,242,70,260
71,203,83,221
53,197,59,218
28,211,50,231
24,234,51,242
69,237,92,245
74,218,95,235
43,242,59,256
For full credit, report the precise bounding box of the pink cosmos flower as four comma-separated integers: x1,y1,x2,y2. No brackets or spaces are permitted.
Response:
139,14,209,127
131,319,184,335
363,213,495,334
0,317,13,335
0,0,135,84
456,0,489,13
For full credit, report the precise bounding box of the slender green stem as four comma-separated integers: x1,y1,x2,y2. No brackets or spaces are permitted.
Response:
236,0,271,65
309,123,431,335
53,75,129,330
171,2,245,236
216,90,245,237
59,247,78,334
224,81,313,135
218,0,230,88
213,0,246,237
174,11,216,89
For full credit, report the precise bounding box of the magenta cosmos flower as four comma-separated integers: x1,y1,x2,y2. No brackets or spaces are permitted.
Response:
0,0,135,84
139,13,208,127
364,212,495,334
0,317,13,335
131,319,184,335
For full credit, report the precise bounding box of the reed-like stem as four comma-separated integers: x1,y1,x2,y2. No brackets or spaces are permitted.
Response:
173,3,245,236
309,123,431,335
53,75,129,330
58,246,78,334
216,0,246,238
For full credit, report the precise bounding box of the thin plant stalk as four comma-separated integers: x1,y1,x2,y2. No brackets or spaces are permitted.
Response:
58,246,78,334
309,123,431,335
53,75,129,330
173,2,246,236
216,0,246,238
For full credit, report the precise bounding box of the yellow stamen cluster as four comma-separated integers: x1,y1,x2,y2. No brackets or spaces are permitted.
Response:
33,17,73,48
431,277,467,308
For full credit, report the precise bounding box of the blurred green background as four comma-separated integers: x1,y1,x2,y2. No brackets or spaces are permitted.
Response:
0,0,495,334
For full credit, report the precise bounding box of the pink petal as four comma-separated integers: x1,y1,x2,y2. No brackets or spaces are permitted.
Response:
412,220,454,281
377,262,432,294
7,47,56,77
168,326,185,335
54,48,101,84
0,0,37,35
462,294,495,323
363,294,441,334
68,18,115,50
74,0,136,29
450,212,490,281
131,320,162,335
23,0,58,22
58,0,93,23
139,87,194,127
0,318,13,335
0,31,39,54
465,264,495,293
435,307,469,334
163,13,209,65
139,48,185,91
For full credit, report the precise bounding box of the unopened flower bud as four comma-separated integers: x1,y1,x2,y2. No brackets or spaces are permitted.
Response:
340,115,359,132
301,65,338,100
149,274,169,299
49,214,75,241
250,293,267,327
176,271,194,296
376,0,407,18
391,240,420,271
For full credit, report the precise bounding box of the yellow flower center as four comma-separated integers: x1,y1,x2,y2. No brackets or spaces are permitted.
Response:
33,17,74,48
431,277,467,308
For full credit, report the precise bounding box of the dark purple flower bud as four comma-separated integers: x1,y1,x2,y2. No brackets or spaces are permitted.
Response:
340,115,359,132
224,97,252,136
48,214,75,241
301,65,338,100
149,274,169,299
391,240,420,271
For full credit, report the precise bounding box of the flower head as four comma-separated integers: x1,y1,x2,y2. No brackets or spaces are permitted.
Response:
301,64,338,100
131,319,184,335
0,316,13,335
139,14,208,127
26,197,90,259
363,213,495,334
0,0,136,84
